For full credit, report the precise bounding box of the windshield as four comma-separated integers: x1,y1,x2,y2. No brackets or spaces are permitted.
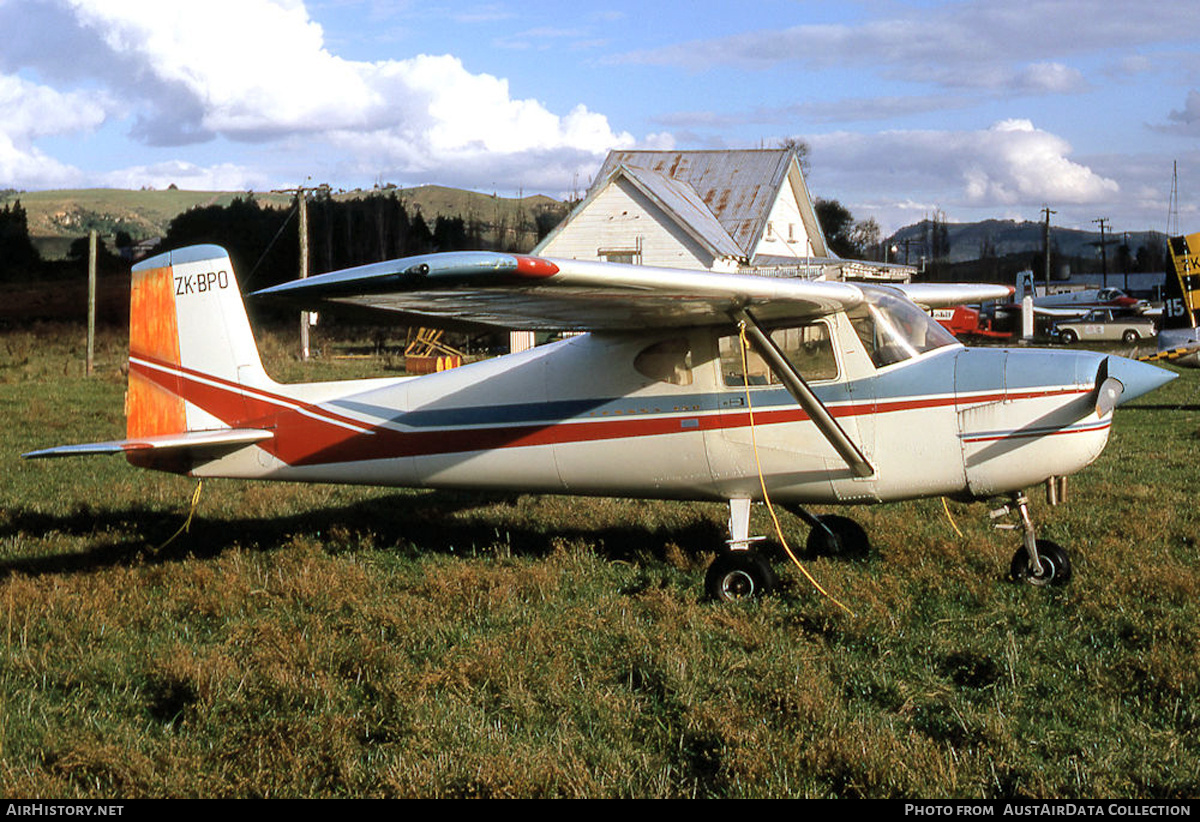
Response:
848,288,959,368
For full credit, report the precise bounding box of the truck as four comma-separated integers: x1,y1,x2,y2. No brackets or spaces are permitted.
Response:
1049,308,1157,344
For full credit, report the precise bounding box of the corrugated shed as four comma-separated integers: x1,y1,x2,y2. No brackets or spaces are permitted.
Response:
594,150,796,256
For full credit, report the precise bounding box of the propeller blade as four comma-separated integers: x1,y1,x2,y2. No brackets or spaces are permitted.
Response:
1092,357,1124,417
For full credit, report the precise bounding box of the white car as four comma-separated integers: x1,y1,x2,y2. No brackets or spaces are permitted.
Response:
1051,309,1158,344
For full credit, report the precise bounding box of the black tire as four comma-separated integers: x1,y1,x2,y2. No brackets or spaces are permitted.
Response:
805,514,871,559
1122,329,1140,343
705,551,776,601
1060,329,1078,345
1009,539,1072,586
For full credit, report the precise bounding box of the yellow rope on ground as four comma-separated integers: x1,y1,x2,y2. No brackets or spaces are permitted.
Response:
738,324,855,616
155,480,204,551
941,496,964,538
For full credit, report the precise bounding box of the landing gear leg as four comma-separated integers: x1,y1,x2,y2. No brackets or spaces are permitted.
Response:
784,504,871,558
705,498,775,601
995,492,1072,586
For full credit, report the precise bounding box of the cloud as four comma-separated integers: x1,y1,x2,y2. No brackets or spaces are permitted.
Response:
612,0,1194,93
808,120,1119,230
0,73,107,140
0,132,85,190
1158,90,1200,137
0,0,636,191
98,160,269,192
0,74,108,188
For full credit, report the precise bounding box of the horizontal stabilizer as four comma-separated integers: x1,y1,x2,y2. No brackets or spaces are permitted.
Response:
22,428,273,460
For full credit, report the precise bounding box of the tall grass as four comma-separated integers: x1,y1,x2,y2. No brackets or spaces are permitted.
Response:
2,326,1198,798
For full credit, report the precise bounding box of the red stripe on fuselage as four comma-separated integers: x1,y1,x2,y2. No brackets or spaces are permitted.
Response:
131,354,1094,467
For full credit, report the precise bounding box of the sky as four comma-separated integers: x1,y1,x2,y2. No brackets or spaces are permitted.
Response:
1,0,1199,237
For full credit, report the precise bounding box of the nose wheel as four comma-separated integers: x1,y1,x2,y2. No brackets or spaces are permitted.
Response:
1010,539,1072,586
994,492,1073,587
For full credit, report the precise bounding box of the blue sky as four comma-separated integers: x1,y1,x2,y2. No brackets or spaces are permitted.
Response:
1,0,1198,236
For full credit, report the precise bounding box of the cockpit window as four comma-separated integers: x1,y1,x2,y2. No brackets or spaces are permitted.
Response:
848,289,958,368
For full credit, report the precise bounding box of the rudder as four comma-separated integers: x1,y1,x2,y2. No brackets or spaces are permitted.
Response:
127,245,271,438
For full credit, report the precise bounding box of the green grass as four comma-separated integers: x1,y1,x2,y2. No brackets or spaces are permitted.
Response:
2,326,1198,798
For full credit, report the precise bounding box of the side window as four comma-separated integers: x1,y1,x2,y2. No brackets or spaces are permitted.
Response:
718,322,838,387
848,292,958,369
850,310,907,368
635,337,693,386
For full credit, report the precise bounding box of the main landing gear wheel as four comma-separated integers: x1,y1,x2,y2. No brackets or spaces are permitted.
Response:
806,514,871,559
1010,539,1072,587
705,551,777,601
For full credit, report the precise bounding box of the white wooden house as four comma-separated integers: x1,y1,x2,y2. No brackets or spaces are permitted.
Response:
512,149,911,350
535,149,911,282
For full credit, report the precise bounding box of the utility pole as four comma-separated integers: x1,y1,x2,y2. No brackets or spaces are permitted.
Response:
298,192,310,361
87,230,97,376
1093,217,1110,288
272,183,329,361
1122,232,1129,292
1041,206,1055,294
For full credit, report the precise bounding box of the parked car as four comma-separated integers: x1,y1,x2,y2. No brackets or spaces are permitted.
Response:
1050,309,1158,344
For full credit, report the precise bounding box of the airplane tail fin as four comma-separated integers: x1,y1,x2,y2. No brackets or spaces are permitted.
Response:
1162,232,1200,331
23,245,277,468
126,245,273,439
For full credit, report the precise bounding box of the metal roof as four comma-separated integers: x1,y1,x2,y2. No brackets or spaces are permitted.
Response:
613,164,744,260
593,149,801,257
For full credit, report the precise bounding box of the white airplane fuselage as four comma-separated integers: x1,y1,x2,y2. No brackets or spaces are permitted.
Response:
26,244,1179,594
143,317,1125,508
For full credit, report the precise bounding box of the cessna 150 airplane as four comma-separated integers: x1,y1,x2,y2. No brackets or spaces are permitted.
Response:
23,245,1177,600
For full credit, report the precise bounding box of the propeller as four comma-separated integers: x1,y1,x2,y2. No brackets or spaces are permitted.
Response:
1092,357,1125,418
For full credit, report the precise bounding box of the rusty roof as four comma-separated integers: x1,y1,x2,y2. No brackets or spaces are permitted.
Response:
592,150,804,257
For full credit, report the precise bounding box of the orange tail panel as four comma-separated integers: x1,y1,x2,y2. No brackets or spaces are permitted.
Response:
126,264,186,438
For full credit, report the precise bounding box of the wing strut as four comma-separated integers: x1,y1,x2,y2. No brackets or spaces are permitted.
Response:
731,308,875,479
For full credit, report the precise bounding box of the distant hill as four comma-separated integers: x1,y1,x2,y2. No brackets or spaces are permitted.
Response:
2,186,1169,276
1,185,570,260
889,218,1168,268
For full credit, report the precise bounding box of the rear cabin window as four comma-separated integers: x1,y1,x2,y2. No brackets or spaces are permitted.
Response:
634,337,694,385
719,322,838,386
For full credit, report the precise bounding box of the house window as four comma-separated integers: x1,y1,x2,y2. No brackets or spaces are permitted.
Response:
602,251,638,265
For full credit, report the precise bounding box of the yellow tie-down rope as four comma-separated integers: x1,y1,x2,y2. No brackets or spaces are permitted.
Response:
737,324,855,617
154,480,204,551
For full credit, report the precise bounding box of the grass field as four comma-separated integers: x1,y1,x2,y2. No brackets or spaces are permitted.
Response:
1,323,1198,798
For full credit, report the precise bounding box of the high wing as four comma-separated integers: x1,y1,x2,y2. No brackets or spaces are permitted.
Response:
886,282,1014,308
252,251,870,331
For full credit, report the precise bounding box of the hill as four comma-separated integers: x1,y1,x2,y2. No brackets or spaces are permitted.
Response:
1,186,570,260
890,218,1168,270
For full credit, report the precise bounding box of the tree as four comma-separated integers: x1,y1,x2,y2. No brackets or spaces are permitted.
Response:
815,198,878,259
779,137,812,177
0,199,41,281
850,218,880,259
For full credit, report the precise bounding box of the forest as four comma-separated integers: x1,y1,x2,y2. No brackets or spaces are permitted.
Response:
0,189,567,291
